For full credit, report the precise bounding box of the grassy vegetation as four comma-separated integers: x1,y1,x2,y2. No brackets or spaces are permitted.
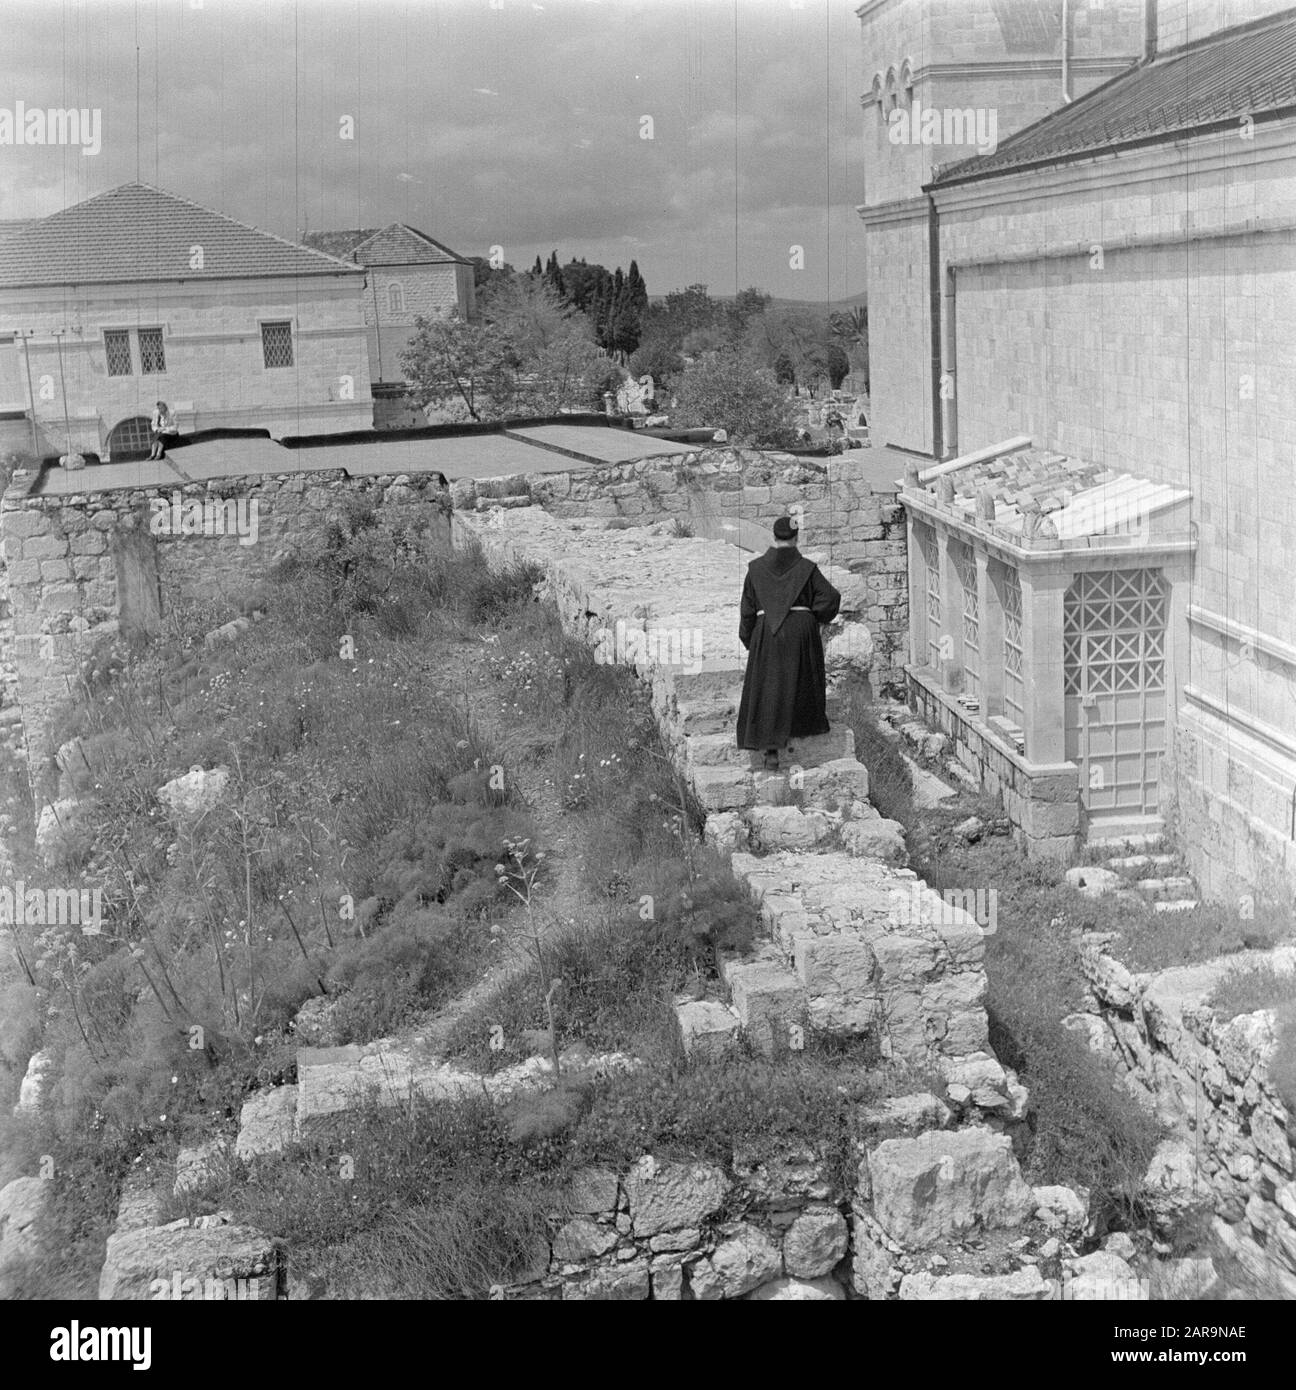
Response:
1208,965,1296,1115
0,505,547,1294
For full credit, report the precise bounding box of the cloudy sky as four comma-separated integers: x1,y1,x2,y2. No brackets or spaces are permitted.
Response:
0,0,868,301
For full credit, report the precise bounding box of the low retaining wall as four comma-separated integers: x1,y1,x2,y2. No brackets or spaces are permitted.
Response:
451,446,909,695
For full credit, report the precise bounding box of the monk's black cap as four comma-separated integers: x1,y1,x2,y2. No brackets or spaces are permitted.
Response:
772,516,799,541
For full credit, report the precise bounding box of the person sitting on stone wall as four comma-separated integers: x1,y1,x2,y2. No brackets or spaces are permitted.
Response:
148,401,178,460
735,515,842,771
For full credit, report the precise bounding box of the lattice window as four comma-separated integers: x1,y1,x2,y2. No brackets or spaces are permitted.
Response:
138,328,166,375
917,524,942,669
104,330,133,377
1001,564,1024,725
1064,568,1168,817
954,541,980,697
261,321,294,369
388,283,405,313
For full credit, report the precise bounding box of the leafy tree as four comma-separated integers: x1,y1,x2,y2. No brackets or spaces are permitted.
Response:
402,277,605,421
400,317,506,421
670,351,796,447
470,256,516,296
744,306,848,396
642,283,722,352
725,286,772,340
829,303,869,386
628,338,683,388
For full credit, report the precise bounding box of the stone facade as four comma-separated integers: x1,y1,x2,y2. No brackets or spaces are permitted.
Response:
857,0,1143,455
862,0,1296,900
0,276,375,460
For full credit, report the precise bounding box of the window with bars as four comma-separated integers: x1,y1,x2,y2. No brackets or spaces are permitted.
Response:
138,328,166,375
917,524,942,669
1001,564,1024,725
104,330,133,376
261,321,294,369
388,283,405,313
954,542,980,697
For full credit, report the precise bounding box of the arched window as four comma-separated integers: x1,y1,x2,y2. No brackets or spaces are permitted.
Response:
869,72,884,116
884,66,899,114
899,58,914,103
388,283,405,314
106,416,153,463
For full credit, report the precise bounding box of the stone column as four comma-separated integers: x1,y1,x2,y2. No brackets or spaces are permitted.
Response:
976,548,1004,717
906,513,928,669
1018,564,1070,764
938,526,962,694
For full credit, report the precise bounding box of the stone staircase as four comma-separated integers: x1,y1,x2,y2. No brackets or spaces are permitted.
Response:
449,507,1021,1116
1101,846,1200,914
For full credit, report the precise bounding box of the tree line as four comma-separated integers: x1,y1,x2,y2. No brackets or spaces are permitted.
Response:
400,252,867,446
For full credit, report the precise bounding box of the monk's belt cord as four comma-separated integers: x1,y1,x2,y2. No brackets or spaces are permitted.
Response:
755,607,811,615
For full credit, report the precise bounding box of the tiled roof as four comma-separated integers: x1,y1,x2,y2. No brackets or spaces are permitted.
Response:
909,443,1191,545
932,6,1296,186
301,223,469,265
0,184,362,288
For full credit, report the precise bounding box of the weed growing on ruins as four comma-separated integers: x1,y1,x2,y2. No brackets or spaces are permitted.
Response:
6,539,543,1230
450,637,757,1068
1113,900,1289,973
225,1090,571,1297
1207,964,1296,1115
841,688,913,824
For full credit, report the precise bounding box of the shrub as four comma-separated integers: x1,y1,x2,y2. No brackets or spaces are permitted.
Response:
670,351,796,447
323,910,487,1045
1208,963,1296,1021
1116,900,1291,973
571,1055,873,1196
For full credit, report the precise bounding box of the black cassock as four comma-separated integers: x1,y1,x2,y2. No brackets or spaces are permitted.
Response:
735,548,842,751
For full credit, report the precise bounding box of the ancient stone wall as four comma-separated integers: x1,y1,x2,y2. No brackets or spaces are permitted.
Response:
0,470,451,791
1078,942,1296,1296
451,446,910,695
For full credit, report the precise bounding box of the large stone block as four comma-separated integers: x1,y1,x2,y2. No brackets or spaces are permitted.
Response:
675,999,741,1060
625,1156,728,1238
689,1224,782,1300
98,1223,280,1300
783,1207,849,1279
723,951,807,1057
235,1085,297,1160
867,1127,1035,1249
899,1267,1054,1300
746,1274,845,1300
746,804,833,852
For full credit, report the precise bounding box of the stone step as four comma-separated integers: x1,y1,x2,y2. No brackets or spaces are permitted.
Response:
1153,899,1200,914
1104,853,1180,877
685,734,763,770
1134,876,1198,902
720,949,807,1059
784,725,855,769
689,765,759,812
1085,827,1165,854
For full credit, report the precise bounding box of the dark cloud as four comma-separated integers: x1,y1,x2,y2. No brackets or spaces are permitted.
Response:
0,0,866,298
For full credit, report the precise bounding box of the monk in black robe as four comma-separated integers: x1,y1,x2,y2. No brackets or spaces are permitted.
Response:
736,516,842,770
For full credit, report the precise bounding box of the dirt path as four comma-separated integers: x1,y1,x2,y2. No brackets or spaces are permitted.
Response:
407,633,588,1057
